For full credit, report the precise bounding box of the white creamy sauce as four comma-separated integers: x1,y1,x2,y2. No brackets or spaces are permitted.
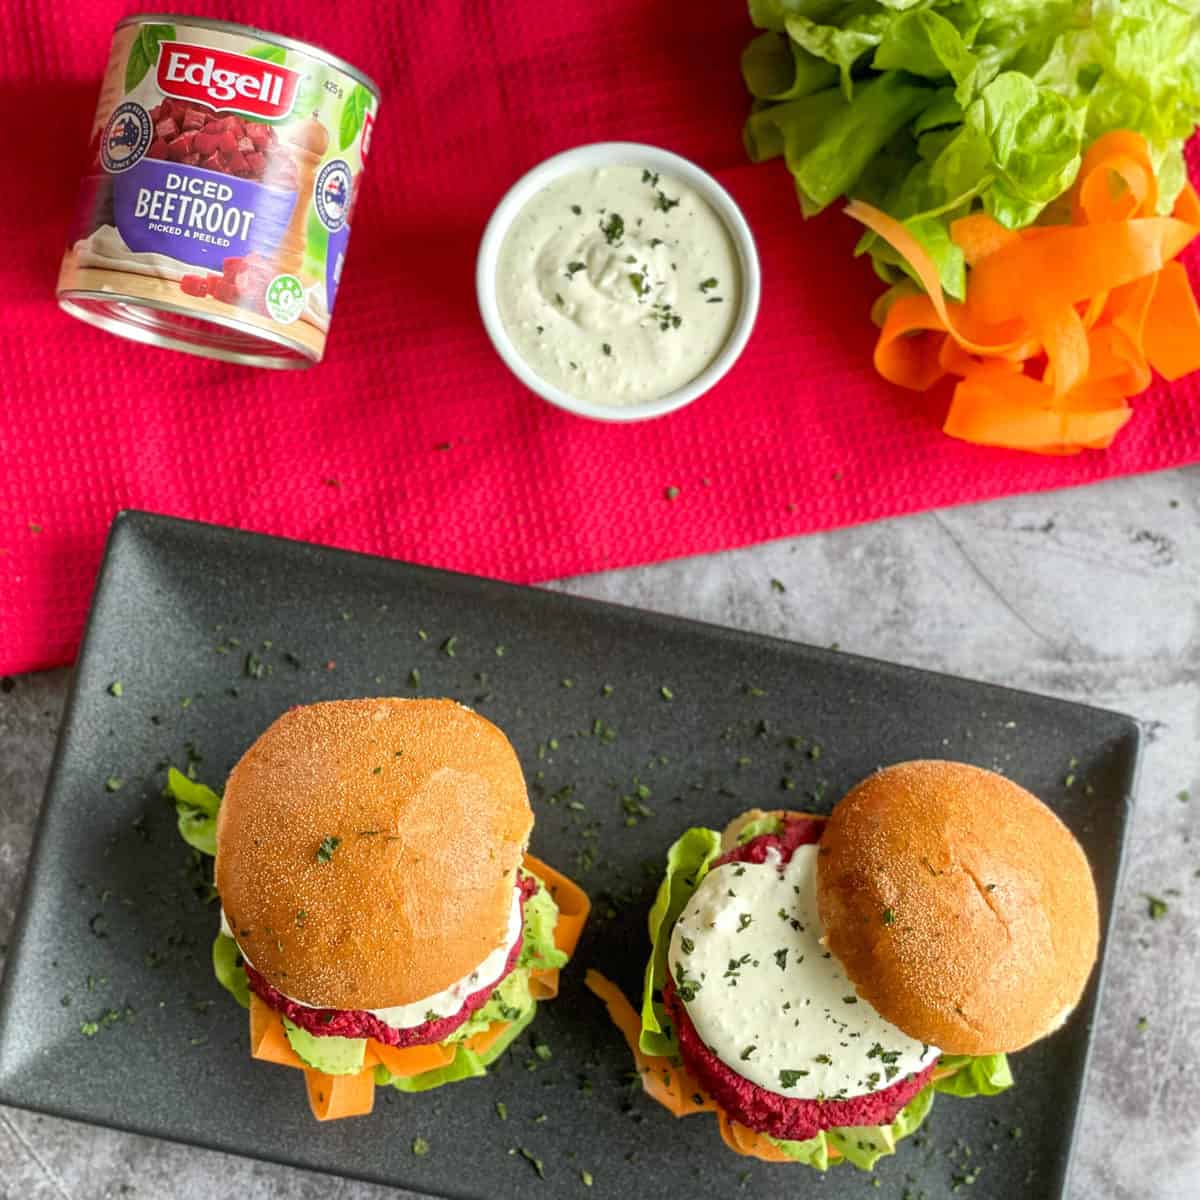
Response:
221,885,522,1031
496,165,740,405
669,846,939,1100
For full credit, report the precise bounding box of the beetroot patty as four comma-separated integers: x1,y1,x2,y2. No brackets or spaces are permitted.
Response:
665,818,936,1141
246,874,535,1046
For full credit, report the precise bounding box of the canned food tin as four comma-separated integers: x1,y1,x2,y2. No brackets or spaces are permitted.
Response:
57,14,380,368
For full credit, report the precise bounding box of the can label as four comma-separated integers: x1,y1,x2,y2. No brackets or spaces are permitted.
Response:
58,19,378,362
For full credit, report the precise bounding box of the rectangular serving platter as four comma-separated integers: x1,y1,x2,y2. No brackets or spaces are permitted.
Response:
0,511,1138,1199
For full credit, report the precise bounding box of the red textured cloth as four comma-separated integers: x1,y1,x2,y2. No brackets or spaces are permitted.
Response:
3,3,1199,676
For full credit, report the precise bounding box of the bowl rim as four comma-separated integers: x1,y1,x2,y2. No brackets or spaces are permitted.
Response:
475,141,761,423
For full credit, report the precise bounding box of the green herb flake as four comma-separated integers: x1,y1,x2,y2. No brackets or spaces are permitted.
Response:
774,948,788,970
699,277,719,293
412,1136,431,1157
737,913,753,932
740,1045,756,1061
1145,895,1168,919
680,935,695,955
882,908,896,926
779,1069,809,1088
655,190,680,213
409,668,422,688
316,835,342,864
496,1100,508,1120
660,685,675,701
581,1169,594,1187
511,1147,545,1179
295,910,307,926
664,486,680,501
570,204,582,215
1136,1015,1149,1032
108,681,124,697
602,342,612,357
600,212,625,245
441,636,458,658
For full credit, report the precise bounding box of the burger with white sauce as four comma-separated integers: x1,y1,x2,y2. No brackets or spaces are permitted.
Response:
590,759,1099,1169
170,697,590,1120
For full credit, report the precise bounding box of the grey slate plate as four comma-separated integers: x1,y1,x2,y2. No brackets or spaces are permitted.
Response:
0,511,1137,1200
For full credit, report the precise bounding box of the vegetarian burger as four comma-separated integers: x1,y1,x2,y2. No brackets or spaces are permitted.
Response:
591,760,1098,1170
170,698,590,1120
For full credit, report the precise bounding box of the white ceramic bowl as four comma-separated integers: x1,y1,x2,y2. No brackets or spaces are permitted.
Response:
476,142,761,422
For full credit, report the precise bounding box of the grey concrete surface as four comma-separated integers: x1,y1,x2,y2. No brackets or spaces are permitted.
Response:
1,466,1198,1200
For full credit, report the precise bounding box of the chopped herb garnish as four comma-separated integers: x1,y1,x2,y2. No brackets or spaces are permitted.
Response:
779,1069,809,1088
737,913,753,932
654,190,680,213
774,948,788,970
664,486,680,501
565,260,586,278
600,212,625,245
814,1053,833,1064
372,765,382,775
409,667,421,688
843,995,858,1004
740,1046,756,1061
571,204,582,215
295,910,307,926
108,681,123,697
496,1100,508,1120
882,908,896,926
628,272,649,298
441,635,458,657
641,169,660,187
512,1147,545,1179
660,685,675,701
104,776,123,793
699,277,719,293
602,342,612,356
316,836,341,864
1145,894,1168,919
412,1136,430,1157
680,936,695,955
581,1170,594,1187
1136,1015,1149,1032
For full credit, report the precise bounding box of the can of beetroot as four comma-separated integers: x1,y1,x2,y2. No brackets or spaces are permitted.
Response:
57,14,380,368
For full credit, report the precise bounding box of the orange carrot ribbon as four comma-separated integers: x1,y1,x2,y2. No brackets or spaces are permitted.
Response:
847,131,1200,454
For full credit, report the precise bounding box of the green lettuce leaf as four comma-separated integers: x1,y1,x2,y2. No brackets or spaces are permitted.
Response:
735,813,785,844
640,826,722,1057
966,71,1085,227
742,0,1200,287
212,932,250,1009
873,9,979,104
167,767,220,857
828,1082,936,1169
449,967,535,1043
770,1131,834,1169
785,10,894,99
379,1005,537,1093
787,72,934,215
934,1053,1014,1096
282,1019,366,1075
517,875,568,971
743,31,839,101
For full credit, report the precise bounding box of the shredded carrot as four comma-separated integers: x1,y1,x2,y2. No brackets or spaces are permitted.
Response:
522,853,591,999
304,1067,376,1121
248,993,305,1070
846,130,1200,453
370,1038,456,1077
528,969,559,1001
462,1021,510,1056
584,969,716,1117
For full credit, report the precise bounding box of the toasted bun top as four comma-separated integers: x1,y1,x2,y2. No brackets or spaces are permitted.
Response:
816,760,1099,1055
215,698,533,1010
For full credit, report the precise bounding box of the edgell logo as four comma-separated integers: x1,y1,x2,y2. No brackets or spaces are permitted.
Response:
155,42,301,119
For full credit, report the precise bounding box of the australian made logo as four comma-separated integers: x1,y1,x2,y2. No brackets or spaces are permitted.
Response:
155,42,301,120
101,102,152,173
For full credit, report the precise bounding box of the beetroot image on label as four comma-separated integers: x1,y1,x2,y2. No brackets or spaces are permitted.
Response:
57,17,380,368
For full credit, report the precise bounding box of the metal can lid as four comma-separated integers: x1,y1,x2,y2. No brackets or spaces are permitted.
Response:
116,12,382,101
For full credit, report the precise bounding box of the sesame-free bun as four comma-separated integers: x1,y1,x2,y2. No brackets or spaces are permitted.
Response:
816,760,1099,1056
215,698,533,1010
